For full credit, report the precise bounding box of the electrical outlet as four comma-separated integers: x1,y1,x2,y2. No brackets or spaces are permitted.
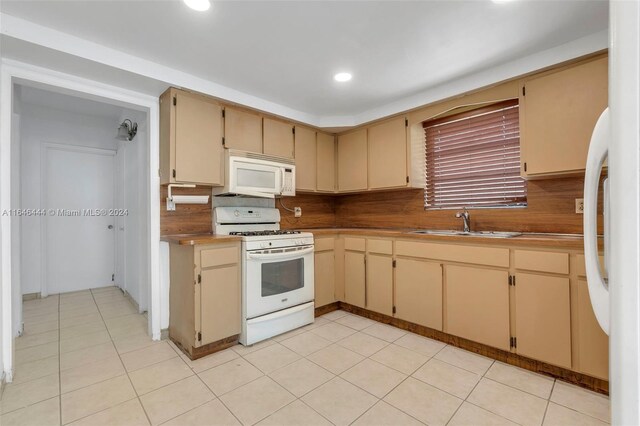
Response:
294,207,302,218
576,198,584,214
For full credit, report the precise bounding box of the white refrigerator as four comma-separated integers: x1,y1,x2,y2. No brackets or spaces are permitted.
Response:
584,1,640,424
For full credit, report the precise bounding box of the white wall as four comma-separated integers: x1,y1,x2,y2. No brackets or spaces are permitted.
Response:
115,114,148,312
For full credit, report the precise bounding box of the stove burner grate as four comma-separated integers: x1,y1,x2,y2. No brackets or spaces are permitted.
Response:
229,230,302,237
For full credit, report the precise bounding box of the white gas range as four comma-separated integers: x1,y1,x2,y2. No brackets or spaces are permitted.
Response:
213,207,315,345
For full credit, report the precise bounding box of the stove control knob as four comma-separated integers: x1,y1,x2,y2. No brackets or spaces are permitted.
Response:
234,210,240,217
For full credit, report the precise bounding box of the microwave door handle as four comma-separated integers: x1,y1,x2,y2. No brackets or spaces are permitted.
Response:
280,168,286,194
247,246,314,261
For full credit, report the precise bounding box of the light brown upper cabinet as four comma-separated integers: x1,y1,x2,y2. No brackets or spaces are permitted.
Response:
445,265,510,351
224,107,263,153
395,258,443,331
263,118,294,158
520,56,608,178
515,273,572,368
368,116,408,189
316,132,336,192
160,88,224,186
294,126,317,191
338,129,368,191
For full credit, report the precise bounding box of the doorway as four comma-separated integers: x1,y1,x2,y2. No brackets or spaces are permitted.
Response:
10,83,152,332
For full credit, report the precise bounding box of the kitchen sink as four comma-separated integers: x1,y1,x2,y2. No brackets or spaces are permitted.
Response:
410,230,522,238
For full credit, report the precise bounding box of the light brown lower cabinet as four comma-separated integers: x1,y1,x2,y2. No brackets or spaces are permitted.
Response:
169,242,241,359
394,258,443,331
365,254,393,316
576,279,609,379
515,273,571,369
344,251,366,308
314,239,336,308
445,265,510,351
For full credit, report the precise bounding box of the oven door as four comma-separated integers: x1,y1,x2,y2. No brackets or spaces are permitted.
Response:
244,245,314,319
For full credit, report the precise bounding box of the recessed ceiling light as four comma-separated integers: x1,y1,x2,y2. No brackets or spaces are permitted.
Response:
184,0,211,11
334,72,352,82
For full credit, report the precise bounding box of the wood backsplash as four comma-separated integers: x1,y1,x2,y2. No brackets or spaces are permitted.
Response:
160,186,336,235
161,177,601,236
333,177,603,234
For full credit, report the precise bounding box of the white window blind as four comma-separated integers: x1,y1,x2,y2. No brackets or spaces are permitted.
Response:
423,100,527,209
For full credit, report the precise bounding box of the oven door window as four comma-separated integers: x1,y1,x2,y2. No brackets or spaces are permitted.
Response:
261,258,304,297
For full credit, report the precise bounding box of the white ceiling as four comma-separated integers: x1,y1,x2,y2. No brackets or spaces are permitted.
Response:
0,0,608,127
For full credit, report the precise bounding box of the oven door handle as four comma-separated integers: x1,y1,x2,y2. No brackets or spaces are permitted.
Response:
247,246,314,261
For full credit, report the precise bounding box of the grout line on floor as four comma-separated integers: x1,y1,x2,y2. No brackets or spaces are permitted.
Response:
88,288,154,426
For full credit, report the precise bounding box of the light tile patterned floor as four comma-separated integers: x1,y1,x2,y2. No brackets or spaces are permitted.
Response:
1,288,611,425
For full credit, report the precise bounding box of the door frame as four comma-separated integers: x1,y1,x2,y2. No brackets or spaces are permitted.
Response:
0,59,161,382
40,143,117,297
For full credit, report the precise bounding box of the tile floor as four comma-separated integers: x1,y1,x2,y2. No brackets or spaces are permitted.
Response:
0,287,611,425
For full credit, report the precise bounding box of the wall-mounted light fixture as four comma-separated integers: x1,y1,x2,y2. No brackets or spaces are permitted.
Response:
117,119,138,141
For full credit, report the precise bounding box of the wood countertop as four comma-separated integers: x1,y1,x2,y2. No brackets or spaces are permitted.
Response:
162,228,599,250
161,233,242,246
302,228,598,250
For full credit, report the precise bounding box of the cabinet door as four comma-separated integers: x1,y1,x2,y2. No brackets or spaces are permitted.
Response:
576,279,609,379
317,132,336,192
295,126,317,191
314,250,335,308
344,251,365,308
199,264,241,345
515,273,571,368
174,91,224,185
445,265,510,350
521,57,608,176
264,118,294,158
338,129,368,191
366,254,393,316
368,117,407,189
224,107,263,153
395,258,442,330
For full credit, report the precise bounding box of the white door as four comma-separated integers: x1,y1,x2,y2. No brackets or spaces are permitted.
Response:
44,146,116,294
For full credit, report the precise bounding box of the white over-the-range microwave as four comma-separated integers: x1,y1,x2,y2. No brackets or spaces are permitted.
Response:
212,149,296,198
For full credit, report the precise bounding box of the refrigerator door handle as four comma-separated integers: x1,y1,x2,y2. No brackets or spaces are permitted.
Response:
584,107,610,335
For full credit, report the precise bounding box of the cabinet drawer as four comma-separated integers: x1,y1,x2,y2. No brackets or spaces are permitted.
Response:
367,239,392,255
200,246,239,268
396,240,509,268
575,254,606,277
344,237,366,252
514,250,568,274
315,237,335,252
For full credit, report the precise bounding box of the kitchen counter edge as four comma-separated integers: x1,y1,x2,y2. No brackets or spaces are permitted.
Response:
303,228,597,250
161,234,243,246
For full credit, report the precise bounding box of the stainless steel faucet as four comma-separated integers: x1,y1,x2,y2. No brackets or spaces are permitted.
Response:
456,207,470,233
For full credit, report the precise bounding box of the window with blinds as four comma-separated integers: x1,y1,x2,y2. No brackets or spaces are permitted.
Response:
423,100,527,209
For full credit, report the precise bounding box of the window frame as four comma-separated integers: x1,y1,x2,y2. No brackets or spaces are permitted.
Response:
422,100,527,210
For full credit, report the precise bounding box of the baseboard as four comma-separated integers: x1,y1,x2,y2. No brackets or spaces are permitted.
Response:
338,302,609,396
22,292,41,301
160,328,169,340
0,371,6,399
314,302,340,317
121,289,142,314
170,335,239,360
